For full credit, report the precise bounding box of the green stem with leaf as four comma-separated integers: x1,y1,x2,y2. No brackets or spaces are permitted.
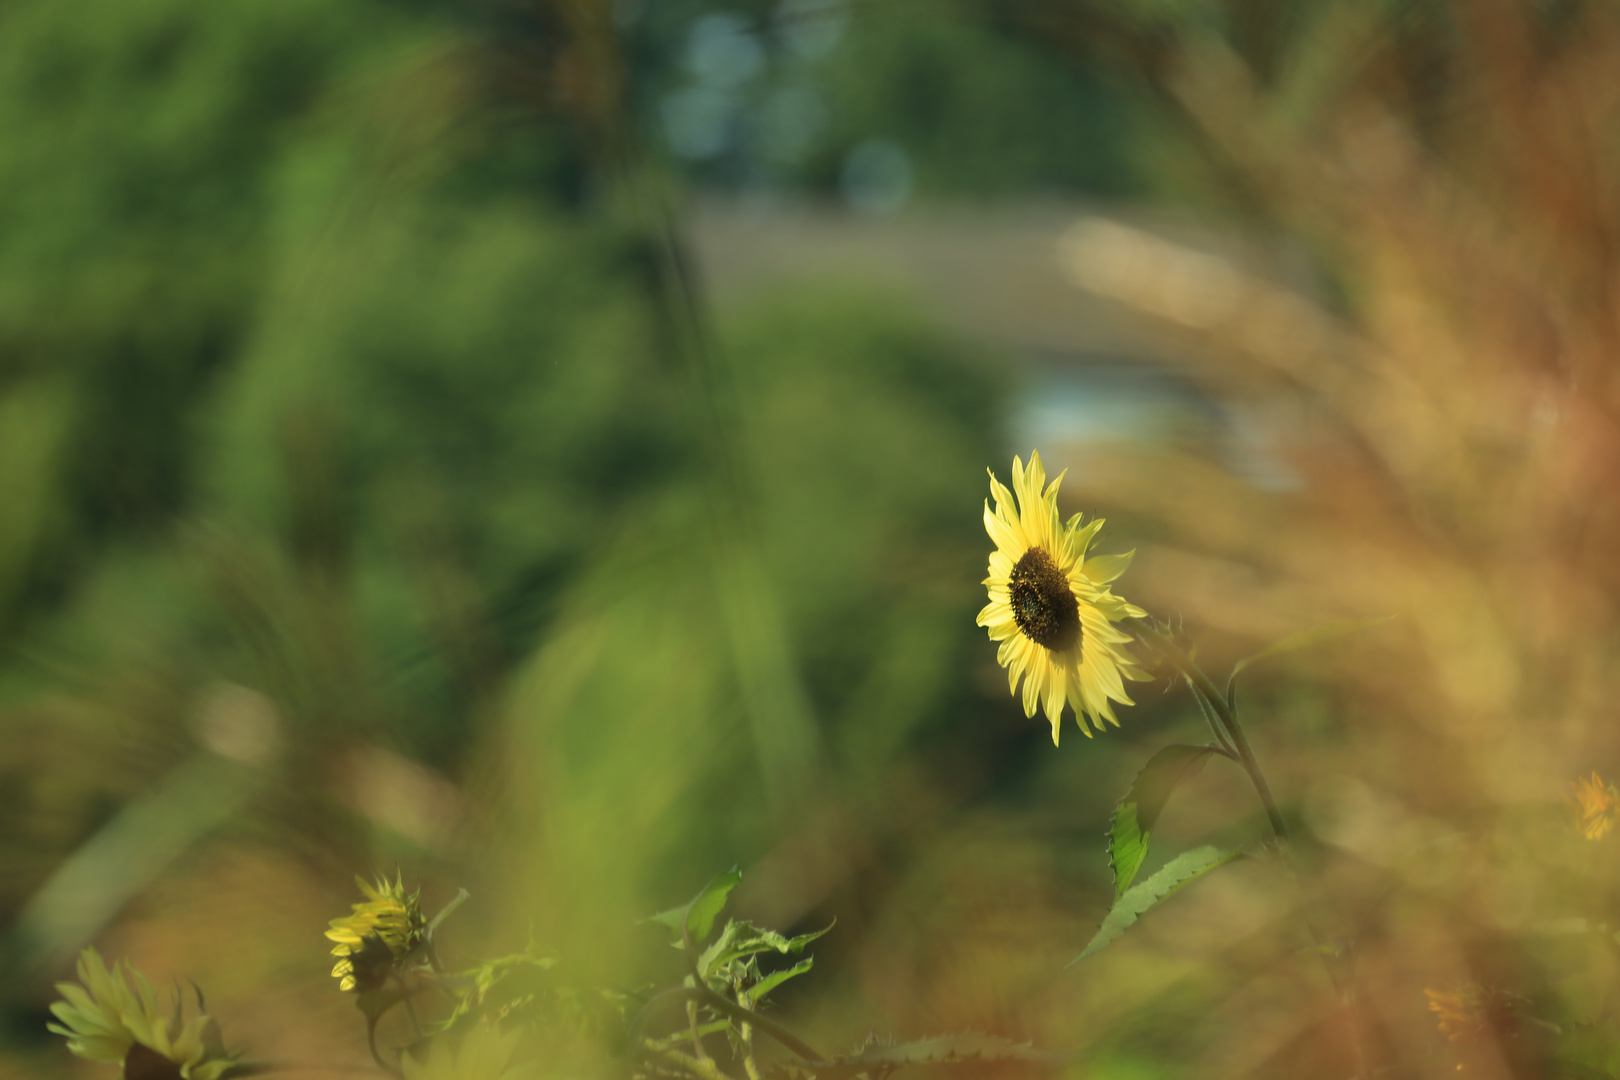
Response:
624,914,828,1068
631,986,828,1067
1136,622,1287,842
649,1042,733,1080
1136,620,1379,1077
685,998,713,1064
737,1000,763,1080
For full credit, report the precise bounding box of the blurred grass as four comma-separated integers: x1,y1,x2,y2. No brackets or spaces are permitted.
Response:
0,0,1054,1069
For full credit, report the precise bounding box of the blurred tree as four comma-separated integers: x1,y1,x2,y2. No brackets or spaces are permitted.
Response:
625,0,1153,200
0,0,1029,1039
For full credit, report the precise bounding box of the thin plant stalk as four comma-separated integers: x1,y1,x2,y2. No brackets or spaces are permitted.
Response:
1136,622,1287,840
1135,620,1371,1078
675,920,828,1067
686,998,713,1064
629,986,828,1068
649,1042,732,1080
737,987,763,1080
1188,673,1241,759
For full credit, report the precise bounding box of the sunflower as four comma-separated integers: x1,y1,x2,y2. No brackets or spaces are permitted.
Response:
47,948,237,1080
1573,771,1620,840
326,873,427,992
977,451,1149,743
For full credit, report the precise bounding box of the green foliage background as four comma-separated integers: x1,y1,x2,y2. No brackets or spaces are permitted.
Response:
0,0,1364,1077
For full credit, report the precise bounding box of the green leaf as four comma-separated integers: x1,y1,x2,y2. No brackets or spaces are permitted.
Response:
1109,745,1219,901
695,920,743,977
699,919,833,979
778,925,832,952
1230,616,1395,681
744,957,813,1006
644,867,743,945
686,868,743,942
464,942,557,997
1072,845,1243,965
427,939,558,1034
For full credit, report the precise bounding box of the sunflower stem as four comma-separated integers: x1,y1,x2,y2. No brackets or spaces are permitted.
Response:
1138,622,1373,1073
624,987,700,1052
1212,696,1288,843
698,986,828,1066
649,1041,733,1080
364,1016,402,1079
685,998,713,1064
425,888,469,937
1187,673,1240,759
628,986,829,1067
677,914,827,1066
678,918,711,1063
1136,623,1287,842
738,991,763,1080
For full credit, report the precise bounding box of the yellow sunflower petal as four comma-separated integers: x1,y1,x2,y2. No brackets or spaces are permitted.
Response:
1015,454,1055,552
52,984,108,1025
985,619,1018,643
983,502,1025,559
1020,653,1044,717
1043,662,1068,729
1082,551,1135,585
1004,641,1028,693
987,469,1019,521
1070,516,1104,553
977,600,1011,626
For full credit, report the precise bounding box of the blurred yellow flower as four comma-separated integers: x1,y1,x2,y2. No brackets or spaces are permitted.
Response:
402,1025,525,1080
977,451,1149,743
326,873,427,992
47,948,236,1080
1426,987,1479,1042
1572,772,1620,840
1425,982,1533,1056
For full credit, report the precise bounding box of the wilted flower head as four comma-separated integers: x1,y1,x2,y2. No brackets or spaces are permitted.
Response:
977,451,1149,743
1426,987,1480,1042
1425,984,1532,1045
48,948,237,1080
1572,772,1619,840
326,873,427,992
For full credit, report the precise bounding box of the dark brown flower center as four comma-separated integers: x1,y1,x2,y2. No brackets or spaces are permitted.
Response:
346,934,396,993
1009,546,1081,651
125,1043,183,1080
